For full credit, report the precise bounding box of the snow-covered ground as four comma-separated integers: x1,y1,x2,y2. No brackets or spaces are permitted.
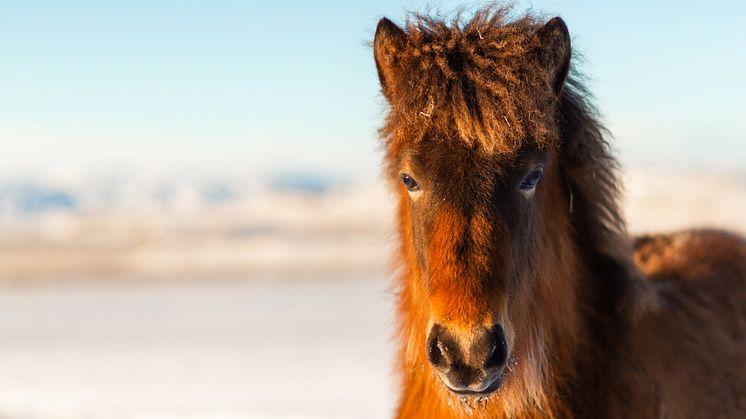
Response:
0,277,396,419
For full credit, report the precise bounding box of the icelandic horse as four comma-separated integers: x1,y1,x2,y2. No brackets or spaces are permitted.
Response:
372,6,746,418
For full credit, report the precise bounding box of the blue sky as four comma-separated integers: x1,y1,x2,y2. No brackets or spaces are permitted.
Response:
1,1,744,180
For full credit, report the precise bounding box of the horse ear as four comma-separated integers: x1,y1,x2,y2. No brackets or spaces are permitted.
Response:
536,17,571,95
374,17,407,101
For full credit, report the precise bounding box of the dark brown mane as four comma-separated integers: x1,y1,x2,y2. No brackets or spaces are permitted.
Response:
557,78,633,287
379,5,560,155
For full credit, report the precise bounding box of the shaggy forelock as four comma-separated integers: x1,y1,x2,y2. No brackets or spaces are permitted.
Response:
381,5,560,155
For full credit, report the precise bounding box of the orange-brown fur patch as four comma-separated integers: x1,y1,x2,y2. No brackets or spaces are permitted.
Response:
428,207,494,326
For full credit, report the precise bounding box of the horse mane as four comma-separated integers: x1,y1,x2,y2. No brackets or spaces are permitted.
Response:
379,5,559,156
557,78,635,288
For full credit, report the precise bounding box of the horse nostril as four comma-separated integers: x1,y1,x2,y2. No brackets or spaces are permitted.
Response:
427,326,448,368
427,335,445,367
484,341,507,369
484,325,508,369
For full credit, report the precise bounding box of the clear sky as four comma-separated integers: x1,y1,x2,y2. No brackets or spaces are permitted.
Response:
1,1,744,180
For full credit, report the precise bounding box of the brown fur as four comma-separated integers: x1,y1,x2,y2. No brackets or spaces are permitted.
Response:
373,5,746,418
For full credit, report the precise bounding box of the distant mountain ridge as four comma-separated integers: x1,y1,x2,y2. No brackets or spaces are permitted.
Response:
0,170,343,217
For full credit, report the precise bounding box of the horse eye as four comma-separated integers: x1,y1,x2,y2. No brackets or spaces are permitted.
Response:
400,173,421,192
519,167,544,192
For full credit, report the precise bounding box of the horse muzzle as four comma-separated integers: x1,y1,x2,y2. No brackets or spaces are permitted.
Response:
427,323,508,395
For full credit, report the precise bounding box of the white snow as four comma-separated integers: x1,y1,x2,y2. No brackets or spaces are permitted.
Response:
0,277,397,419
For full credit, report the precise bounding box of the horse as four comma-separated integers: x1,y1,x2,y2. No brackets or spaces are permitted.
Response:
372,5,746,418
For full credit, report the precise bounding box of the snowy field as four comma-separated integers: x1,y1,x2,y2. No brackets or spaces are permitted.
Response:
0,277,396,419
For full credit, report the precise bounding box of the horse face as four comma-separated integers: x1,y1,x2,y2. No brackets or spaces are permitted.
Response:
399,140,552,394
374,13,572,397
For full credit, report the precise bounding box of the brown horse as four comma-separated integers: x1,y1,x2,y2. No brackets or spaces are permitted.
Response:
372,5,746,418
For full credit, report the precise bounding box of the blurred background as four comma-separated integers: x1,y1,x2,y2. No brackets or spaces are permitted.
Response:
0,1,744,418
